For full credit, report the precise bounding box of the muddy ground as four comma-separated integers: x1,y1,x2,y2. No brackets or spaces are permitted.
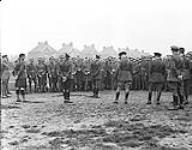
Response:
1,91,192,150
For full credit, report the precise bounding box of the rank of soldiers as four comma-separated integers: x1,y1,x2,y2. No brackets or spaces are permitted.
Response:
1,46,192,110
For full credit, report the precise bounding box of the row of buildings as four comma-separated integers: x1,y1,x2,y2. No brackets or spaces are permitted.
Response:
27,41,151,59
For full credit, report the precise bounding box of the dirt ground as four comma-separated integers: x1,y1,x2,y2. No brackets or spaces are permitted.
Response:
1,91,192,150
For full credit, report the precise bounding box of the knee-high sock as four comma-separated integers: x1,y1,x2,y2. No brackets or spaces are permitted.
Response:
115,91,120,101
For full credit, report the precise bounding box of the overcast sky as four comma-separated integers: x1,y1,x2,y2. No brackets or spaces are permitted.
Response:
1,0,192,56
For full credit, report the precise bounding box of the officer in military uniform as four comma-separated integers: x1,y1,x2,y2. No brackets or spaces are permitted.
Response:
83,58,91,91
1,55,11,98
166,46,184,109
74,59,85,91
26,58,37,93
179,47,191,104
114,51,133,104
36,57,47,92
59,54,73,103
147,52,166,105
13,53,27,102
90,55,102,98
47,56,58,92
104,59,113,90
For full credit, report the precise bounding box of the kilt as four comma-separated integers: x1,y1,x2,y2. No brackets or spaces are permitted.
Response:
168,81,180,91
15,78,27,89
118,70,132,82
149,82,164,91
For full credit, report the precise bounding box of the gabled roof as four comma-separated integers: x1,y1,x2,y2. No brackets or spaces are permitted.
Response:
117,47,150,58
57,42,80,57
81,44,98,57
28,41,57,57
100,46,118,58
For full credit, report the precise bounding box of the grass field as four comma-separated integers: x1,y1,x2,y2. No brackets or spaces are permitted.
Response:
1,91,192,150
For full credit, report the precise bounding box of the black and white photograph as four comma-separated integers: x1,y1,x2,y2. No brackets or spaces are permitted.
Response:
0,0,192,149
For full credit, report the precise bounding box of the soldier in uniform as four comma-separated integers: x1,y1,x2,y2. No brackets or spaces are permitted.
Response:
83,58,91,91
36,57,47,92
146,52,166,105
179,47,191,104
166,46,184,109
114,51,133,104
13,53,27,102
47,56,58,92
90,55,102,98
74,59,85,91
26,58,37,93
104,58,113,90
1,55,11,98
132,61,141,90
59,54,73,103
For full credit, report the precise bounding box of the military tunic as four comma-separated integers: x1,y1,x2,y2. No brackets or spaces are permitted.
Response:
116,59,133,84
90,60,102,91
59,60,73,100
14,61,27,89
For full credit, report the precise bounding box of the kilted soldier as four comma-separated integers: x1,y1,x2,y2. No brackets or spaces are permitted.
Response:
167,46,184,109
114,51,133,104
147,52,166,105
36,57,47,92
13,53,27,102
1,55,11,98
59,54,73,103
48,56,58,92
26,58,37,93
90,55,102,98
179,47,191,104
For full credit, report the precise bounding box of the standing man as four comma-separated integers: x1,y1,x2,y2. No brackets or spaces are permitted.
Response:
47,56,57,92
26,58,37,93
179,47,191,104
59,54,73,103
114,52,133,104
167,46,184,109
13,53,27,102
1,55,11,98
147,52,166,105
90,55,102,98
36,57,47,92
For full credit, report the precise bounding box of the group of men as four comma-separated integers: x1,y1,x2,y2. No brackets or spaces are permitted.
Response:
1,46,192,109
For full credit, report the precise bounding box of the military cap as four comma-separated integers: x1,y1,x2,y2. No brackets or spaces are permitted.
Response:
179,47,185,54
96,55,100,59
19,53,25,58
118,51,127,57
171,46,179,51
154,52,162,57
65,53,70,58
2,55,8,58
